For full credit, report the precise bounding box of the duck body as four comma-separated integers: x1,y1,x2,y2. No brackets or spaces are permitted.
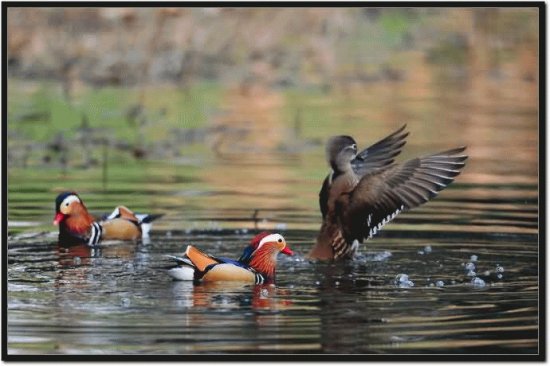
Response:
167,232,293,284
54,191,162,246
309,125,468,260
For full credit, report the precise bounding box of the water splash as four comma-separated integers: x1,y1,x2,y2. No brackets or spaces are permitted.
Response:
471,277,486,288
394,274,414,288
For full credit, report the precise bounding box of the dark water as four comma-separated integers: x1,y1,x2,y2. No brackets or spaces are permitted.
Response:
7,157,539,355
7,63,540,355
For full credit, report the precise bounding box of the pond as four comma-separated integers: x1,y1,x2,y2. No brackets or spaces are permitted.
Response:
6,69,539,356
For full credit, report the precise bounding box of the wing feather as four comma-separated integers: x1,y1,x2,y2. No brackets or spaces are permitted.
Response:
339,146,467,245
351,124,409,175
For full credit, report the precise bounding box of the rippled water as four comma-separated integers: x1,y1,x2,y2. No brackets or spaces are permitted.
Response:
7,155,539,356
6,54,540,356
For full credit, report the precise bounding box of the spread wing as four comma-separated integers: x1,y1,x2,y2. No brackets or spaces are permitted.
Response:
351,124,409,176
338,146,468,246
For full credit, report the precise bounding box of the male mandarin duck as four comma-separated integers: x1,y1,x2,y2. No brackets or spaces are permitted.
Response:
308,124,468,260
53,191,162,246
167,232,293,284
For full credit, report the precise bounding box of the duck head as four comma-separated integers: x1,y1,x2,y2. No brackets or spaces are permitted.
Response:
238,231,270,263
247,233,293,280
326,135,359,173
53,192,94,234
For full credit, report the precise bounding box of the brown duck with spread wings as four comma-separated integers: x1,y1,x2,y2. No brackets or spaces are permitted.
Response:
308,125,468,260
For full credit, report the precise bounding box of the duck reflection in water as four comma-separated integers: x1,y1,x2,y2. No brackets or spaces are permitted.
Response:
171,281,293,311
55,240,141,289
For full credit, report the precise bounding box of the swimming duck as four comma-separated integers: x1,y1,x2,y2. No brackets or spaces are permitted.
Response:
53,191,162,246
309,125,468,260
167,232,293,284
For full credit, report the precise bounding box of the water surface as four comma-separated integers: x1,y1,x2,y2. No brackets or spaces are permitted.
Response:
6,59,540,356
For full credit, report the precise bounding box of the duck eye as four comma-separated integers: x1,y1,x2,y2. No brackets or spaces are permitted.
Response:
352,144,357,150
278,238,282,243
65,202,70,207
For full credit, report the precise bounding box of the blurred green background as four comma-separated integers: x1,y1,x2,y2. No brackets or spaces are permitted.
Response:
6,7,539,233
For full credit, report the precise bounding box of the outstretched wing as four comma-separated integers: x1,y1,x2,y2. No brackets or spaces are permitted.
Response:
339,146,468,246
351,124,409,176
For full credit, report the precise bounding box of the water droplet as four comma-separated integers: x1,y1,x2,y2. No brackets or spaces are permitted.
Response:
121,298,131,307
471,277,486,287
465,262,476,271
497,273,503,279
73,256,81,265
496,265,504,273
424,245,432,253
335,281,340,286
417,250,424,255
394,274,414,288
466,270,476,277
435,280,445,287
429,283,435,287
470,254,478,262
315,281,320,285
395,273,409,283
369,251,392,261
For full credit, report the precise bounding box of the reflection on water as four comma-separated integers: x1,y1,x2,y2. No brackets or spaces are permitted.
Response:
7,130,539,355
7,184,539,355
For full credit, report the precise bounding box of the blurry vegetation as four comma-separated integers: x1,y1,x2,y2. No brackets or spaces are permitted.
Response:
7,8,538,88
7,7,539,172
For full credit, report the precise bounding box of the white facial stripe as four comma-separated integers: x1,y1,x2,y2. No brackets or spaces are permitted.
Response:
61,195,80,208
256,233,285,251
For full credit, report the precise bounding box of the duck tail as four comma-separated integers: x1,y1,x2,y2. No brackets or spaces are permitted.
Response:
137,213,164,224
135,214,164,237
165,255,195,281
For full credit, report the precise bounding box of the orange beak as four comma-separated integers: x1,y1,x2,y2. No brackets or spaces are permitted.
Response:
281,246,294,256
53,212,65,225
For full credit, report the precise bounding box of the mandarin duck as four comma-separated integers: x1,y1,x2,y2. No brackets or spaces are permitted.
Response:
167,232,293,284
53,191,163,246
308,124,468,260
